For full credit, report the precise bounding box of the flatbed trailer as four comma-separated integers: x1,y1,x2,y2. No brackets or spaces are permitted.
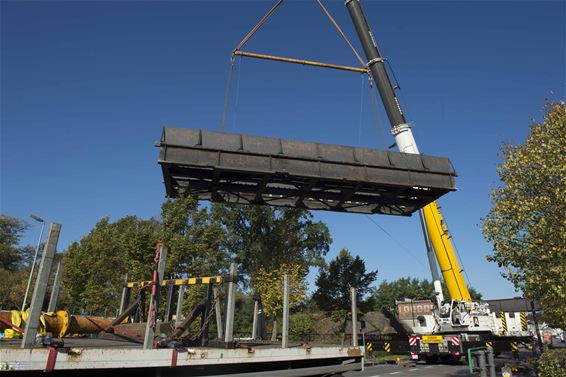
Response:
0,338,363,376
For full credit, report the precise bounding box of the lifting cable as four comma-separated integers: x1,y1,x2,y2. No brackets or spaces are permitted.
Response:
368,76,388,148
220,57,236,132
314,0,365,67
221,0,371,131
440,212,474,289
221,0,284,131
357,75,365,146
232,0,367,72
365,215,429,271
234,0,284,52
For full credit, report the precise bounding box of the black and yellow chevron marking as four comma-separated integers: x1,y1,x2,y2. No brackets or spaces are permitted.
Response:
366,342,373,352
520,312,527,331
511,342,518,352
486,341,493,349
127,276,223,288
500,312,507,333
384,342,391,353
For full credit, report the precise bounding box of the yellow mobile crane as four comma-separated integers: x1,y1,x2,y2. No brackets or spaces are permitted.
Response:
345,0,532,360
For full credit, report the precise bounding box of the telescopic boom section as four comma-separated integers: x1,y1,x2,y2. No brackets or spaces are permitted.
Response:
422,202,472,301
345,0,472,302
345,0,405,129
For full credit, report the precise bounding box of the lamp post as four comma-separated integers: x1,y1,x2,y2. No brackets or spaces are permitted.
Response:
21,215,45,311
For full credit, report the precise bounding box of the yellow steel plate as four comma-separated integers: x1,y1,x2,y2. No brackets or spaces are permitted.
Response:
422,335,443,344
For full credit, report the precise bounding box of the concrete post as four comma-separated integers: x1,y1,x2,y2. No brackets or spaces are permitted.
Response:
118,273,130,315
47,258,64,312
486,348,496,377
350,287,358,347
251,300,259,339
282,274,289,348
201,284,213,346
157,246,168,281
223,263,237,343
21,223,61,348
213,286,223,339
143,244,168,350
176,285,186,321
165,281,174,321
477,350,488,377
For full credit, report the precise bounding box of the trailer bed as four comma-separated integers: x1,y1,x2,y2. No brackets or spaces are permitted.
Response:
0,338,363,376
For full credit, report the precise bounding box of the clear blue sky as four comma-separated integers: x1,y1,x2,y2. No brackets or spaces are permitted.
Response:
1,1,564,299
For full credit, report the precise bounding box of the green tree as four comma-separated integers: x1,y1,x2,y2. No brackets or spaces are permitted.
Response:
0,269,29,309
251,263,307,340
313,248,377,322
161,195,229,277
0,215,29,271
371,277,483,311
62,196,229,315
0,215,38,309
251,263,307,318
63,217,137,314
212,205,331,279
289,312,315,341
481,101,566,327
372,278,436,311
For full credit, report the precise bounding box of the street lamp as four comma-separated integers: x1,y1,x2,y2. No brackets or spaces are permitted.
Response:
21,215,45,311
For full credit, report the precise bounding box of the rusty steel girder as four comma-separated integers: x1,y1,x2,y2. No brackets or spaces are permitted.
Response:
158,128,457,216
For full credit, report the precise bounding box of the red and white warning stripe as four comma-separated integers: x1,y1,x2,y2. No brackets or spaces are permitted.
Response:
409,336,420,346
446,336,460,346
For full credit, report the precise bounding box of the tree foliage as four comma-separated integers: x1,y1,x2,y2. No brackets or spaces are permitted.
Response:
481,101,566,327
0,269,29,310
62,216,159,314
62,196,229,315
161,196,229,277
251,263,307,318
212,205,331,278
0,215,29,271
372,278,436,311
313,248,377,319
289,312,315,341
371,277,483,311
0,215,37,309
537,348,566,377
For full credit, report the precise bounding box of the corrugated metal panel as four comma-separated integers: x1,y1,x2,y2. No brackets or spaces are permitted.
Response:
158,127,457,216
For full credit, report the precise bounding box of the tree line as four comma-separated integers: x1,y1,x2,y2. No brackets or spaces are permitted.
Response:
1,202,466,320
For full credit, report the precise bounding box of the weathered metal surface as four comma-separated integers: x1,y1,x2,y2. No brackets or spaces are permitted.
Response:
158,128,457,216
0,338,362,372
233,50,369,73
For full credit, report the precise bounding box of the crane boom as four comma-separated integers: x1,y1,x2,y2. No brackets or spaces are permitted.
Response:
345,0,471,302
422,202,472,301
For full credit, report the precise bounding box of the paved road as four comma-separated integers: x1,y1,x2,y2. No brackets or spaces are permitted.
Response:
345,362,470,377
